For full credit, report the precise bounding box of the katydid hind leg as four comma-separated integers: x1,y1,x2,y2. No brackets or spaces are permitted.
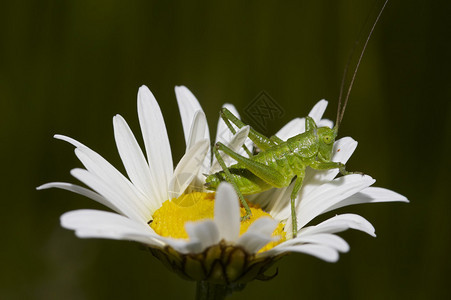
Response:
220,109,253,157
221,108,277,151
213,144,252,218
215,142,288,188
305,116,318,132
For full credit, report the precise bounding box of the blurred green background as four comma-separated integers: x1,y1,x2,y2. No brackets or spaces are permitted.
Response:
1,0,450,299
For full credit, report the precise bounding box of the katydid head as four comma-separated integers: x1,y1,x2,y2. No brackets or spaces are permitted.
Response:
305,116,336,160
317,126,337,161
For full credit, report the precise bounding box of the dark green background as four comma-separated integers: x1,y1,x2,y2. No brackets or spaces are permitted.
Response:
1,0,450,299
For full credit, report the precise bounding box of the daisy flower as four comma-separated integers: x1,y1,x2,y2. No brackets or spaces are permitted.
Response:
38,85,408,294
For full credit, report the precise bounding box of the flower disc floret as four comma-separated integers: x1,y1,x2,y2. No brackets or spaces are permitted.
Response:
151,192,286,252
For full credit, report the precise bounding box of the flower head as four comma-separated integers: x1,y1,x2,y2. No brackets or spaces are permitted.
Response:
38,85,408,285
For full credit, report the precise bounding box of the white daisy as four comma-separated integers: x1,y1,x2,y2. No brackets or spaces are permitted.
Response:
38,85,408,286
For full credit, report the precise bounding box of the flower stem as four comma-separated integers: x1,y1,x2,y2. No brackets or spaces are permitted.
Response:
195,281,228,300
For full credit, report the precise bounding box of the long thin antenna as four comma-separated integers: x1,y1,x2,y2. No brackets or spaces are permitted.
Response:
336,40,358,127
336,0,389,129
336,3,375,127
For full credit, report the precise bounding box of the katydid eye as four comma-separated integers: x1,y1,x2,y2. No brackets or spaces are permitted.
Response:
323,135,332,144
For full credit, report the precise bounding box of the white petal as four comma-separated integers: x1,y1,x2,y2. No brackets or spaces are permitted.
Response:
276,118,305,140
175,86,212,182
237,217,279,253
54,134,157,214
247,185,292,221
300,214,376,237
113,114,157,202
330,137,358,165
318,118,334,128
210,125,250,173
324,187,409,213
227,125,250,155
186,110,211,179
74,147,157,214
246,217,279,237
289,233,350,252
61,209,164,247
162,239,202,255
187,110,208,150
264,244,339,262
54,134,85,148
70,168,149,223
238,232,277,254
168,139,209,198
214,183,240,242
295,174,375,229
138,85,173,202
308,100,328,123
62,210,198,255
175,86,209,145
37,182,119,213
185,220,220,253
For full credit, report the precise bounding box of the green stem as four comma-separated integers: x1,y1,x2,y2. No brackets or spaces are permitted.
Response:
195,281,228,300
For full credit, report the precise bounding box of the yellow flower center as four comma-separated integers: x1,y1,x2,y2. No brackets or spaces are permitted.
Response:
150,192,285,252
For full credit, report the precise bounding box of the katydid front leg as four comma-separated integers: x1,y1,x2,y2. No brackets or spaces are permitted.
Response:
290,171,305,238
310,161,363,176
270,135,283,144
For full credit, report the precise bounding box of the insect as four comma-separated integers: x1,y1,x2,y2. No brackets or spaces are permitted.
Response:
205,1,388,238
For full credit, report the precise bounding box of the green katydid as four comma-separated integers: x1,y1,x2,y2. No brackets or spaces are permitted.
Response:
205,107,352,238
205,0,388,238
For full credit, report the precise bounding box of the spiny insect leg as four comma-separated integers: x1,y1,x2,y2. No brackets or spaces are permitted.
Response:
221,108,277,151
305,116,318,132
290,173,304,238
270,135,283,144
219,110,253,157
310,161,362,176
213,143,252,219
215,142,287,188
